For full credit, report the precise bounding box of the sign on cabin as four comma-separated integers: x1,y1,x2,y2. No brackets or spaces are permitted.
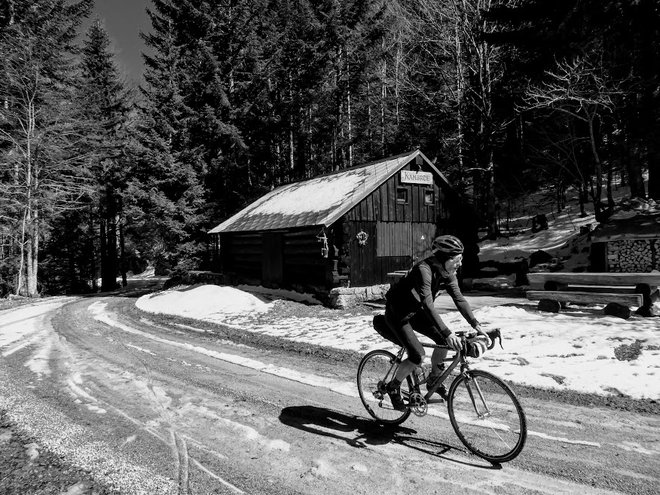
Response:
400,170,433,185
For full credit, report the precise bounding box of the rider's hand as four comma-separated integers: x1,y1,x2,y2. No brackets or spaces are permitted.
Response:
445,332,462,351
473,323,491,347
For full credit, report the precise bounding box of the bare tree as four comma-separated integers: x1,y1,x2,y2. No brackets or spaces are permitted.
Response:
521,54,621,220
0,33,92,296
391,0,504,236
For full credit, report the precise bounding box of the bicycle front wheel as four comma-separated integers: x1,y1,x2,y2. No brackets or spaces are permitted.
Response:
357,350,411,425
447,370,527,463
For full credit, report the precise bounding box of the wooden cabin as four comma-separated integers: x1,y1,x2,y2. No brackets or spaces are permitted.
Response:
208,150,478,293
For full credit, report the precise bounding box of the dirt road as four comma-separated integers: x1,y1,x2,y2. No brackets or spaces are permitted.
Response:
0,292,658,494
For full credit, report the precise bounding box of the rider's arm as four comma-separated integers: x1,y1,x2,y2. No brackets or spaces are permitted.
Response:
445,274,480,328
445,275,489,344
417,263,453,337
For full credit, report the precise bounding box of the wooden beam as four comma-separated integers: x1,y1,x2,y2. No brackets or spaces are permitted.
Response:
527,272,660,287
386,270,408,279
526,290,643,307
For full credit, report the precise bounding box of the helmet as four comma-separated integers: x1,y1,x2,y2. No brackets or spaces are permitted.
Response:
431,235,464,256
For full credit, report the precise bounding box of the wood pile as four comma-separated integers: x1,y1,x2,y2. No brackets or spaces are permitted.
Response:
607,239,659,272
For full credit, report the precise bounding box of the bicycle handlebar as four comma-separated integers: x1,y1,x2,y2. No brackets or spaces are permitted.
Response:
454,328,503,350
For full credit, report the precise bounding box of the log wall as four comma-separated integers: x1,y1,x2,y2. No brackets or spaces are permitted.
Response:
607,239,659,272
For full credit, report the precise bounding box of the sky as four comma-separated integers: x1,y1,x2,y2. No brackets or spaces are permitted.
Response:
89,0,151,83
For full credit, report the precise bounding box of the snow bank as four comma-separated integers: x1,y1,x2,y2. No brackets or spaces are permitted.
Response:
136,285,272,319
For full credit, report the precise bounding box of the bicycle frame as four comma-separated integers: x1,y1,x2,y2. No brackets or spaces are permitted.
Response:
383,328,502,411
386,342,466,401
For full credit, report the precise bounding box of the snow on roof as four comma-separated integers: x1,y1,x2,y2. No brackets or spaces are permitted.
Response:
592,213,660,242
209,150,448,233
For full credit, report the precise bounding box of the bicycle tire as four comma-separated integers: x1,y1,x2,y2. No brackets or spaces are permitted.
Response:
447,369,527,463
357,349,412,425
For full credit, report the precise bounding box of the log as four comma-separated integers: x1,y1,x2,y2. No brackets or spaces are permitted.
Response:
526,290,643,307
527,272,660,287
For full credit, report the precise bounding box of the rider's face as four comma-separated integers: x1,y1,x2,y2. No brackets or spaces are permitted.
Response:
444,254,463,275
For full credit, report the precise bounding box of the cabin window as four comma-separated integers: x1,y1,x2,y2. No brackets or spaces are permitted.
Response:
396,187,409,204
424,189,435,205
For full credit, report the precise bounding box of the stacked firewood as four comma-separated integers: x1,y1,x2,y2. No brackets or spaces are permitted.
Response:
608,239,658,272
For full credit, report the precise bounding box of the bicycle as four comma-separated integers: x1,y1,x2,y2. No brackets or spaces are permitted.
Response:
356,326,527,463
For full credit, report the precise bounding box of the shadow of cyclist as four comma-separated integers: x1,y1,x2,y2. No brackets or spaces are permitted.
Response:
279,405,501,469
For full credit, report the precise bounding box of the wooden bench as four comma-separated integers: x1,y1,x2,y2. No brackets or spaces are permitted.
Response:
526,272,660,317
386,270,408,280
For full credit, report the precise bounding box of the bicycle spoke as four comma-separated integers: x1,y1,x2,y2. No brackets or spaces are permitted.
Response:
357,350,411,425
448,370,527,463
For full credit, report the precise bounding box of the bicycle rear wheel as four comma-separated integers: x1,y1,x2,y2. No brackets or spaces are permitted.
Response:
447,370,527,463
357,350,411,425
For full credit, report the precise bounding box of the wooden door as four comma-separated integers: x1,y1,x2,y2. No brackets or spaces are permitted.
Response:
262,233,283,287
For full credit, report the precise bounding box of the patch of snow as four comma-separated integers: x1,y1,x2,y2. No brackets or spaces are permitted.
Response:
135,285,271,318
136,286,660,400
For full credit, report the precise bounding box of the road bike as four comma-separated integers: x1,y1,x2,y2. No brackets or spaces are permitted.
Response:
356,325,527,463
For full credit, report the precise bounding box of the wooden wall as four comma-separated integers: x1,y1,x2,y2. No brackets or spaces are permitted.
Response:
219,232,262,282
342,164,455,286
220,227,328,289
281,227,327,287
345,165,448,224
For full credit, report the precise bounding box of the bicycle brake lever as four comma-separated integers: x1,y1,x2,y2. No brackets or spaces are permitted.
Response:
486,328,503,350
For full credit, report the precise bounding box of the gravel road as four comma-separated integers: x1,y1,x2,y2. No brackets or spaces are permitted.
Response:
1,291,658,494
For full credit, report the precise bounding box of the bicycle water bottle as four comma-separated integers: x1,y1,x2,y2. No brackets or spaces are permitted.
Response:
414,365,428,385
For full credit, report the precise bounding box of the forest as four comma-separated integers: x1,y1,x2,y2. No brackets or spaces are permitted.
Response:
0,0,658,297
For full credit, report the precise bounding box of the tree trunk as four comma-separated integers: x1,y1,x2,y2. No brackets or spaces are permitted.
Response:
455,14,465,172
89,206,98,291
579,185,587,217
26,210,38,297
606,159,614,210
380,56,386,155
622,120,646,197
119,220,127,287
587,114,604,220
101,187,119,292
16,207,27,296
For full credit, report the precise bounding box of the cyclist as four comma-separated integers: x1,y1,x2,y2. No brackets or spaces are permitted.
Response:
383,235,489,410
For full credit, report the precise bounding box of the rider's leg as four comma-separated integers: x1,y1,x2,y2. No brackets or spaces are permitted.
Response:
385,317,425,384
383,314,424,409
392,358,416,383
413,320,449,397
430,347,448,375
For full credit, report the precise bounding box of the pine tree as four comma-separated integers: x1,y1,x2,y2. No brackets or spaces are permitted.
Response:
133,0,206,273
79,19,131,290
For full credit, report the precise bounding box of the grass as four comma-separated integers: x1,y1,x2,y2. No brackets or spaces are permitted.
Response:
613,340,644,361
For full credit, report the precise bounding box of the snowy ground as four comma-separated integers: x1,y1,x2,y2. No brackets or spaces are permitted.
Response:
136,194,660,401
136,283,660,401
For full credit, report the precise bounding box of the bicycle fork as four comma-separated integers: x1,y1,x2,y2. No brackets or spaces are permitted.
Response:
463,374,492,419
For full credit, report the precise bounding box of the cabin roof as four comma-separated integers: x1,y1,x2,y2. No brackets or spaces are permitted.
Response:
209,150,449,234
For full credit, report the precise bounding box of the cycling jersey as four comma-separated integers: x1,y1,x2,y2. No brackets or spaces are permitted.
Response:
385,254,479,337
